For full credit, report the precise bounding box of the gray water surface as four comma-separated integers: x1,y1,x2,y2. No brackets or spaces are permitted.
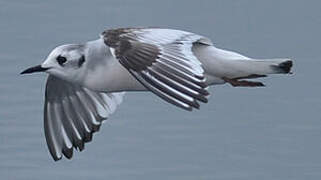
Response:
1,0,321,179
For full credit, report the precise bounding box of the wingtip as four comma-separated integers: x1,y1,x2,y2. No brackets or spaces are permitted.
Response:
52,154,62,162
62,148,73,160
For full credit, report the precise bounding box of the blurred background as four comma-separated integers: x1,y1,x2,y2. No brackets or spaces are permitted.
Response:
0,0,320,179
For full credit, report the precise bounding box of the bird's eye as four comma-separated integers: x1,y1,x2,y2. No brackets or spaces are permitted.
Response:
56,55,67,65
78,55,85,67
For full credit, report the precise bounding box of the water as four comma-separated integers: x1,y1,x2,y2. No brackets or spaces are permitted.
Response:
0,0,321,179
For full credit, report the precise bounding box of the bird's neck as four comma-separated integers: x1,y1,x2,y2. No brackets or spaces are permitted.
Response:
79,39,145,92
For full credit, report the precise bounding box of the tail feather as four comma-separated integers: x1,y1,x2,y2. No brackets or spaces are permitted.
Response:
270,60,293,74
222,59,293,87
220,58,293,78
192,45,293,84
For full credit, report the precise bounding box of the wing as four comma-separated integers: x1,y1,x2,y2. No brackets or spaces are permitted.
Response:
44,75,124,161
102,28,212,111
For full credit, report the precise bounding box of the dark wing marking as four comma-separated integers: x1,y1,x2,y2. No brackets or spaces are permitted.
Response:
102,28,210,111
44,75,124,161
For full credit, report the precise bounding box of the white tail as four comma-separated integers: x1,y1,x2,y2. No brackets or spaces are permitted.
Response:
222,58,293,78
194,45,293,79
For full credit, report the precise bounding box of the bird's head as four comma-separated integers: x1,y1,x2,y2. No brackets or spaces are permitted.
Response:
21,44,87,83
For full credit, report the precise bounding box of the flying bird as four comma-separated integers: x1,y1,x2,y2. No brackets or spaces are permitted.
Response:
21,27,293,161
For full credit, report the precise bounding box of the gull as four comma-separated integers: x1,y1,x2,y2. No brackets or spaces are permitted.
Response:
21,27,293,161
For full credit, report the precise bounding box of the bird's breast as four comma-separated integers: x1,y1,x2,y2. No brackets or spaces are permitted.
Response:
83,57,146,93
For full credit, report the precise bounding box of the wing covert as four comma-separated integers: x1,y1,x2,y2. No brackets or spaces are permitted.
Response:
102,28,210,110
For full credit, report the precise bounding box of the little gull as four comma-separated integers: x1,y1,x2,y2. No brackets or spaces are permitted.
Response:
21,27,293,161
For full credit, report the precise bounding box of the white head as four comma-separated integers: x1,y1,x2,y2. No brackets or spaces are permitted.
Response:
21,44,87,84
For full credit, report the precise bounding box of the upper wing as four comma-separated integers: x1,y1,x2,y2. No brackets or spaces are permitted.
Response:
102,28,211,111
44,75,124,161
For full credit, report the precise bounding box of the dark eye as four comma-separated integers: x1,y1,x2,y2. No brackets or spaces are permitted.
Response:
56,55,67,65
78,55,85,67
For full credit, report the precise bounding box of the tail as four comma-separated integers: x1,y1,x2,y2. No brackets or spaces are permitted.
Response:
225,58,293,78
221,58,293,87
269,59,293,74
192,45,293,86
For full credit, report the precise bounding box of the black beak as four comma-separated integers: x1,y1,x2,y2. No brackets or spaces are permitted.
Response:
20,65,49,75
